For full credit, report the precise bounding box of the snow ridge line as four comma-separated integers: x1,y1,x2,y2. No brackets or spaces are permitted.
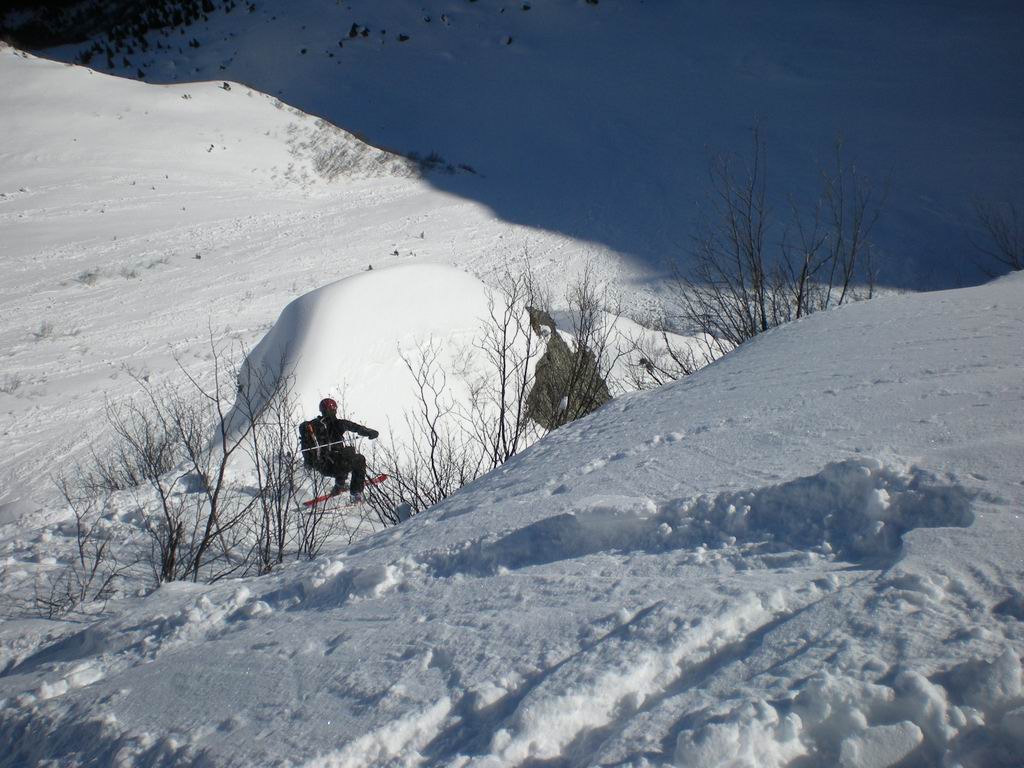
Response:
417,458,975,583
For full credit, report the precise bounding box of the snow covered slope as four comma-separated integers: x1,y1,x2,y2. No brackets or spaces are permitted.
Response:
0,45,638,511
2,11,1023,766
2,270,1021,766
35,0,1024,289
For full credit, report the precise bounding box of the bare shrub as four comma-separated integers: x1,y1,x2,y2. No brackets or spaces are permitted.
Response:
102,382,197,584
785,138,882,313
35,475,130,618
468,260,546,465
291,119,419,182
369,340,485,522
295,470,341,559
366,255,554,522
234,363,303,572
77,395,177,496
31,321,80,341
971,198,1023,274
87,335,271,585
367,258,622,522
663,129,884,375
296,467,381,557
146,339,267,582
617,314,715,390
68,330,387,585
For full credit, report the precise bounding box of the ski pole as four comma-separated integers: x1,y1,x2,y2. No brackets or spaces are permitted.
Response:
299,438,353,453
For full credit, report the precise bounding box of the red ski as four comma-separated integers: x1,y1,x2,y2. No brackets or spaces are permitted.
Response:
302,474,388,507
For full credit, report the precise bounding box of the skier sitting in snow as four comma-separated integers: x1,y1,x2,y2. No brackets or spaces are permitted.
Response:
300,398,379,501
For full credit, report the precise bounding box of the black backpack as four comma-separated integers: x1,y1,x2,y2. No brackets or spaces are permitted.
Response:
298,420,320,468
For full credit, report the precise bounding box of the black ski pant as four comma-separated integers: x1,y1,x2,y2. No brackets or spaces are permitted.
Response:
317,446,367,492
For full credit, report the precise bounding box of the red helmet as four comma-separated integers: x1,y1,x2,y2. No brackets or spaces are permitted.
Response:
319,397,338,415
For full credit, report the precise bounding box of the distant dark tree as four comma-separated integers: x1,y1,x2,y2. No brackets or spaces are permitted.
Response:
1,0,229,49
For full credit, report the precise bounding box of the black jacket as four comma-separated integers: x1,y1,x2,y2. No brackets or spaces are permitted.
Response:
300,415,377,467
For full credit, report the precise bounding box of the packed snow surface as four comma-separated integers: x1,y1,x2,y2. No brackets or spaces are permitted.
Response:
2,260,1023,765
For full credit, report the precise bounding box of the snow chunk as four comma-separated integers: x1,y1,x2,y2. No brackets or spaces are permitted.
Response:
303,558,346,593
65,662,104,690
674,700,805,768
892,671,960,747
675,458,974,561
940,647,1022,712
467,681,508,713
37,678,69,701
35,662,104,701
301,696,451,768
787,659,1024,764
351,563,404,599
838,722,923,768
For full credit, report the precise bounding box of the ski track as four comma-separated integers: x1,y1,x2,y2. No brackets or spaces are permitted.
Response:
3,458,983,765
0,458,1018,767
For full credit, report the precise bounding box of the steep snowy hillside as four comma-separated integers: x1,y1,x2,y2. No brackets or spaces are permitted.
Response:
28,0,1024,289
1,272,1021,767
0,46,642,511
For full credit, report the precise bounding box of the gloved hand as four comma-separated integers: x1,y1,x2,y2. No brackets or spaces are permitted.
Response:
366,429,379,440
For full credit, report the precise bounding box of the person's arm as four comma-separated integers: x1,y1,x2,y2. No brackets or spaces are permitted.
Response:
339,419,379,440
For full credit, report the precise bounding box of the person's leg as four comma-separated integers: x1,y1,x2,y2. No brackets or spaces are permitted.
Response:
336,446,367,493
319,454,349,493
348,450,367,494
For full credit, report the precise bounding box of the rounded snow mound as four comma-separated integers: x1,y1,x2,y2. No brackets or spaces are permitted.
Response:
234,262,494,438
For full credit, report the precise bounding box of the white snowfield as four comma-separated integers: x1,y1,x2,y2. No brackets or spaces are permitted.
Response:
0,46,635,511
1,22,1023,768
1,266,1022,766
